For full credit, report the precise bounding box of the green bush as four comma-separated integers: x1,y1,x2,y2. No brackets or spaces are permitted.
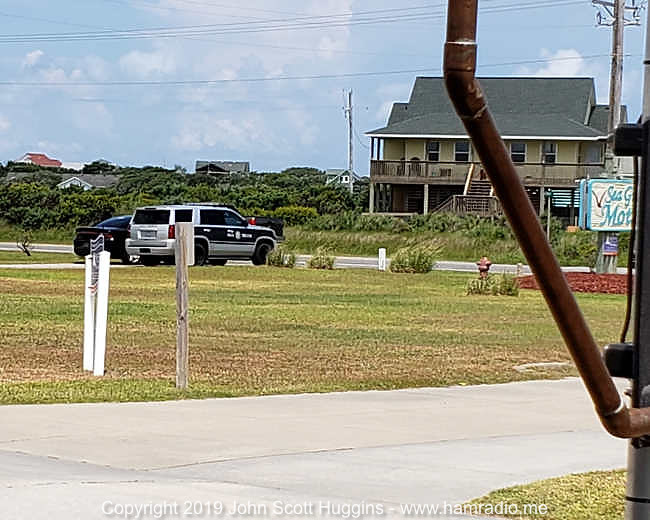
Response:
308,248,335,270
467,274,520,296
266,247,296,268
271,206,318,226
389,242,441,273
553,230,598,267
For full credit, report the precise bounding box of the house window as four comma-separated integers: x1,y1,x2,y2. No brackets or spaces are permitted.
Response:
342,176,349,183
543,142,557,164
455,141,470,162
584,142,604,164
427,141,440,162
510,142,526,163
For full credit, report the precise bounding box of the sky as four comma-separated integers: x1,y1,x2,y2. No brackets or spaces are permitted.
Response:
0,0,647,173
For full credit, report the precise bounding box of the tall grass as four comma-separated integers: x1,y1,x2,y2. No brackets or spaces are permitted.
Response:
285,228,526,263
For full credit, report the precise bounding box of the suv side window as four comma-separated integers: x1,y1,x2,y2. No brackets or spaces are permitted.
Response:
224,211,246,227
175,209,193,222
200,209,225,226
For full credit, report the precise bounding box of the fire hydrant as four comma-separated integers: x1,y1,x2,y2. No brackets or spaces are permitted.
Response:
477,256,492,279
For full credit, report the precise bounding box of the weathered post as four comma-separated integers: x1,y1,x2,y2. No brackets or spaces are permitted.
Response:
175,223,192,390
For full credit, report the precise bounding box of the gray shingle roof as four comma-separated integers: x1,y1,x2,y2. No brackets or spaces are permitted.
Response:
195,161,250,173
368,77,618,139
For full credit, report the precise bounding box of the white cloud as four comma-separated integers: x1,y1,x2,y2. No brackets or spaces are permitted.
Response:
119,48,178,79
374,82,411,122
519,48,598,78
0,114,10,132
172,112,275,152
22,50,44,68
126,0,353,81
35,140,83,156
82,55,111,81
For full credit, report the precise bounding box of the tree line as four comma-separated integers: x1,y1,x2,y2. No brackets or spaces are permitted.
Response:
0,162,369,229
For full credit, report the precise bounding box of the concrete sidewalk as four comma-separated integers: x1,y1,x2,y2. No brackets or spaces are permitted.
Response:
0,378,628,519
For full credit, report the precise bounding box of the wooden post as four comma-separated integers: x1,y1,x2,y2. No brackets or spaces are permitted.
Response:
175,223,190,390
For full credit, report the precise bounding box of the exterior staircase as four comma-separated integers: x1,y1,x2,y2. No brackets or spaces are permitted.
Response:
466,179,493,197
432,168,502,216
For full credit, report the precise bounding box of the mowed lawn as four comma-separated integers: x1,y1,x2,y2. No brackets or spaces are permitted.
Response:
0,266,626,404
0,250,79,264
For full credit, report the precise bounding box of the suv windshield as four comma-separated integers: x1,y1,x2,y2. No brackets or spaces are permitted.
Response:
133,209,170,225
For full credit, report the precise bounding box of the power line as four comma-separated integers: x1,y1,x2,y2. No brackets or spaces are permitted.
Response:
0,3,448,39
0,1,585,44
0,52,638,88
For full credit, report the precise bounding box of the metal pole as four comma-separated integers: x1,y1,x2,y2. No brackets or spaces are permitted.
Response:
626,8,650,516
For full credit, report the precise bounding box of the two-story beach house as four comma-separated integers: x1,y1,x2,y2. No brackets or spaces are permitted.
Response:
366,77,619,221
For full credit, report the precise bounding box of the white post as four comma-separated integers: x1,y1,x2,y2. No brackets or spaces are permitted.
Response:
93,251,111,376
378,248,387,271
423,184,429,215
83,255,95,372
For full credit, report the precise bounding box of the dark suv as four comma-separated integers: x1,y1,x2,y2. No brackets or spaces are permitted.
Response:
125,204,283,266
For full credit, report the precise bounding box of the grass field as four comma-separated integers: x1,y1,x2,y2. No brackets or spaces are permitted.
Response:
284,228,527,263
0,250,79,264
0,266,627,404
0,224,73,245
470,470,625,519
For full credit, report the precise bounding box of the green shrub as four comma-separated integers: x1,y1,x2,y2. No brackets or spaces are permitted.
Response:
389,242,441,273
553,230,598,266
467,274,519,296
266,247,296,268
271,206,318,226
308,248,335,270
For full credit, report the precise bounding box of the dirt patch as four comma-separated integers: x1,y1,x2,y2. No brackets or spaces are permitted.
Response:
518,272,628,294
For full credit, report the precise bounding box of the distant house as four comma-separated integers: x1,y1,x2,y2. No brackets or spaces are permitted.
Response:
366,76,615,219
15,152,62,168
195,161,250,175
325,169,362,186
57,174,118,190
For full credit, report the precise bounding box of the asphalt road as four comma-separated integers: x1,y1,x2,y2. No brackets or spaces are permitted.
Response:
0,241,621,274
0,379,628,520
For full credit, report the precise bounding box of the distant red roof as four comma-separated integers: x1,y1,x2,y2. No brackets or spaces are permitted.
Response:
19,153,62,168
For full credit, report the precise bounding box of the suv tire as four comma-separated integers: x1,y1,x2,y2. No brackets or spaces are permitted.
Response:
252,242,272,266
141,256,161,266
121,251,134,265
194,242,208,266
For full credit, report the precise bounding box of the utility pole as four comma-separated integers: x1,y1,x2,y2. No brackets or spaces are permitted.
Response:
593,0,644,273
625,7,650,515
344,89,354,194
610,4,650,517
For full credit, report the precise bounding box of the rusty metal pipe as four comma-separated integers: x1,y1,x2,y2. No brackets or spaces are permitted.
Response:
444,0,650,438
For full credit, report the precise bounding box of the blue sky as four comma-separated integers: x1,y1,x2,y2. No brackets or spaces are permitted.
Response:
0,1,646,173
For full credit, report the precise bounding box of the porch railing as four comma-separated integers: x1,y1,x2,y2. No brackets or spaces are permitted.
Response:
370,159,605,186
